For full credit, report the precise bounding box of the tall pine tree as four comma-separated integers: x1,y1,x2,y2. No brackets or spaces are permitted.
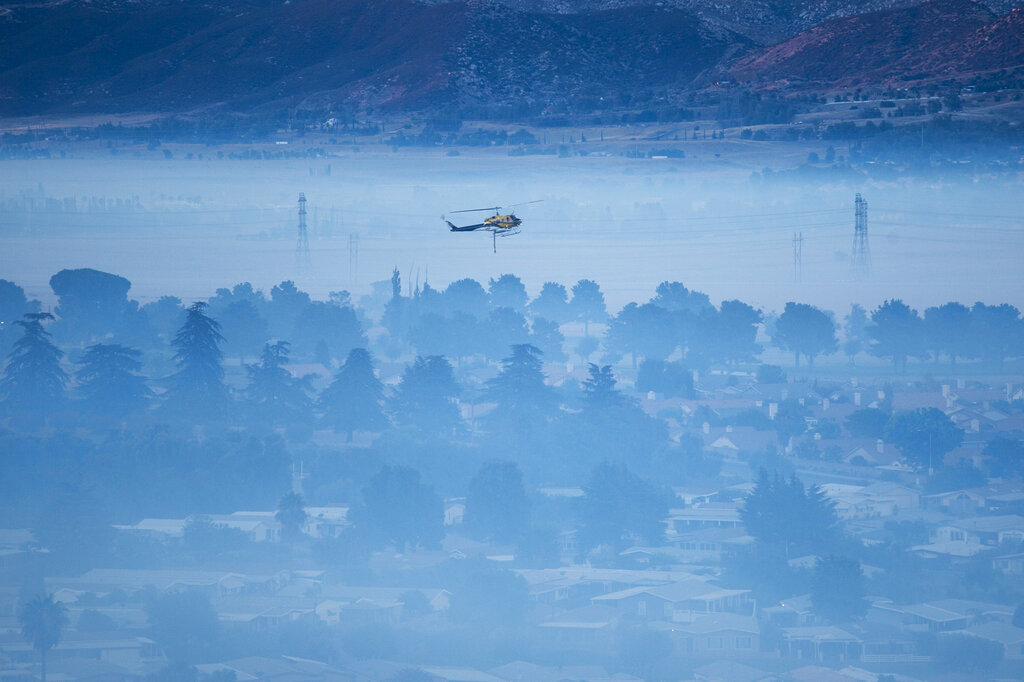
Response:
244,341,311,428
163,302,228,420
1,312,67,417
485,344,556,424
318,348,388,441
75,344,152,416
389,355,461,438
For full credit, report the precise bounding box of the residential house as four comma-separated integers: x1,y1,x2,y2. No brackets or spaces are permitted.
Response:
955,622,1024,659
779,626,862,664
921,489,987,517
870,599,1014,633
304,505,349,538
537,604,621,652
46,569,286,601
592,578,754,620
216,596,316,633
947,405,1009,434
948,514,1024,545
516,567,700,606
836,439,900,468
993,552,1024,575
669,526,755,564
986,491,1024,515
666,504,743,535
849,621,927,663
658,613,760,656
0,631,163,674
703,427,778,458
114,511,282,543
317,586,449,623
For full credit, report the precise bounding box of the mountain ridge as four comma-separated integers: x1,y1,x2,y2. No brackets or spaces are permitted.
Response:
0,0,1021,118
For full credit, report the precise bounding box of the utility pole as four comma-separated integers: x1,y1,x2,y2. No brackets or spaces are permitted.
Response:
851,193,870,279
296,193,311,272
792,231,803,283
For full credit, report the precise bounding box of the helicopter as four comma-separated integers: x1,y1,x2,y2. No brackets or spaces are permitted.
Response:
443,200,542,252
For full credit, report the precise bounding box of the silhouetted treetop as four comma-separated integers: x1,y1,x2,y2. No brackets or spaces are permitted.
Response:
773,302,838,366
885,407,963,472
529,282,570,324
1,312,67,416
163,302,228,420
570,279,608,336
75,343,151,416
488,274,528,313
869,299,924,374
318,347,388,441
389,355,461,437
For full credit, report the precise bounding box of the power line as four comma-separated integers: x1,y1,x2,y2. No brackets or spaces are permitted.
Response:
793,231,803,283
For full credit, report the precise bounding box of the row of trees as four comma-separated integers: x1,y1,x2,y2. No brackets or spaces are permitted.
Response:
0,272,365,365
2,302,1016,481
6,271,1024,384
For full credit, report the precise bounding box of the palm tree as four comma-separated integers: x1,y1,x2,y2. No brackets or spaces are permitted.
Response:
19,594,67,681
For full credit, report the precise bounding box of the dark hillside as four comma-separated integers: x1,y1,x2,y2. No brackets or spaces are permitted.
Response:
0,0,743,115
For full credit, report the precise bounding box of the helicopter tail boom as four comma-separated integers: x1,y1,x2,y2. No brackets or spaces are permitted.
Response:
447,220,485,232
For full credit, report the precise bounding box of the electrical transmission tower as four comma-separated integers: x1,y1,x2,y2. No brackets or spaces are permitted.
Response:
296,193,311,271
792,231,803,283
852,192,870,279
348,233,360,286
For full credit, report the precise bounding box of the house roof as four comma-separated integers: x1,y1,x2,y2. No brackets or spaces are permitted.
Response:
950,515,1024,534
488,661,565,682
218,656,353,681
417,665,505,682
670,613,760,635
45,568,278,594
592,579,748,605
692,659,775,682
515,567,699,587
673,526,752,543
957,621,1024,646
787,666,860,682
891,392,949,410
539,603,623,629
925,598,1014,619
782,626,861,642
319,586,449,606
898,603,969,623
910,541,989,558
667,504,742,525
704,428,778,453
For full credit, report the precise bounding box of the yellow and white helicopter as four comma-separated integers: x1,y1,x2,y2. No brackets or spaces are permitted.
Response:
443,200,542,252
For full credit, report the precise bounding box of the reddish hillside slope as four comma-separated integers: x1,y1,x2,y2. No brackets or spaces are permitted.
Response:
729,0,1021,88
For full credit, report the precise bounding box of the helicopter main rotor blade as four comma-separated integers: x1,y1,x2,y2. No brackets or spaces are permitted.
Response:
449,206,502,214
506,199,544,208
